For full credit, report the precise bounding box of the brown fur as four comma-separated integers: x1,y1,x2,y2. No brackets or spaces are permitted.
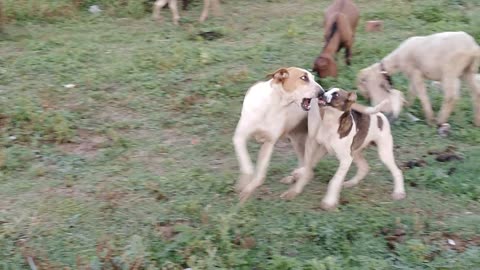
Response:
267,68,311,93
351,110,370,151
313,0,359,78
338,111,353,138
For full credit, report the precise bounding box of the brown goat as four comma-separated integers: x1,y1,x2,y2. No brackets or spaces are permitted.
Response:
313,0,359,78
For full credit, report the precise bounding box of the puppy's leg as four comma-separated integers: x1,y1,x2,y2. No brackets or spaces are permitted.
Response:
463,70,480,126
343,152,369,188
281,138,327,199
168,0,180,25
376,134,406,200
437,77,460,125
199,0,210,22
410,72,435,125
152,0,169,21
233,129,254,193
321,153,353,211
239,141,275,203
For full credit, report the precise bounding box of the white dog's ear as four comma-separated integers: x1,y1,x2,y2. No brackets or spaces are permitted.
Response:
267,68,289,83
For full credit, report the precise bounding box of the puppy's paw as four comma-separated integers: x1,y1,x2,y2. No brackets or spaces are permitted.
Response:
280,188,300,200
320,200,338,211
280,175,295,184
343,180,359,188
392,191,406,201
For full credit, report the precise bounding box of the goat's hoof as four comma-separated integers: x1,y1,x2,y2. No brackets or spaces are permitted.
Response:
392,191,406,201
280,175,295,184
280,189,299,200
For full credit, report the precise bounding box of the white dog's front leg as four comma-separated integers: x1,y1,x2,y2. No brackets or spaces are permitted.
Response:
239,141,275,203
321,157,353,210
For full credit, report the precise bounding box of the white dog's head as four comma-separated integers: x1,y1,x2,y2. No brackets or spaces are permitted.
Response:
356,64,404,118
268,67,324,111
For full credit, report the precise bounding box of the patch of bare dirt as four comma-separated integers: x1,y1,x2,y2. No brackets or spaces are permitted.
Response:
57,129,109,159
155,220,191,241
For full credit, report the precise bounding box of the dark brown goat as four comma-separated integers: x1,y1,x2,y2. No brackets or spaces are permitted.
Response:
313,0,359,78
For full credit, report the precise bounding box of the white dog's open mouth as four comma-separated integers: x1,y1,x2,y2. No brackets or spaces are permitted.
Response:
301,98,312,111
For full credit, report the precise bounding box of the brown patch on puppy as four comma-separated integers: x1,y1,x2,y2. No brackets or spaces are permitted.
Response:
351,110,370,151
267,67,310,92
377,115,384,130
338,112,353,138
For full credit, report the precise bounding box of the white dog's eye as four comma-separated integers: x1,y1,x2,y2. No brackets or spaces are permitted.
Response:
300,75,308,81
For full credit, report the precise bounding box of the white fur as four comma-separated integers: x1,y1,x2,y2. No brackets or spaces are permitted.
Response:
233,68,323,203
357,31,480,126
281,90,406,210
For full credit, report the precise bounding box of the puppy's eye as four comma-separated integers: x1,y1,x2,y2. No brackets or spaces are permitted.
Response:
333,92,339,97
300,75,308,81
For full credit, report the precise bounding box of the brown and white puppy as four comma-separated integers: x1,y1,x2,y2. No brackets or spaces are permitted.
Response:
152,0,221,25
233,67,324,203
281,88,406,210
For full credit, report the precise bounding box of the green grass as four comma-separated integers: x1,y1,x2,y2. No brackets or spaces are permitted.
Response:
1,0,480,269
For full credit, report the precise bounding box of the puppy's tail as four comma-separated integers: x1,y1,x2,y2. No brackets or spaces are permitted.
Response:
351,100,389,114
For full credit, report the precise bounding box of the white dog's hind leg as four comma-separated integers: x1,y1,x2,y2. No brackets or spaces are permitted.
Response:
239,141,275,203
281,138,326,199
280,131,307,184
152,0,169,21
376,134,406,200
168,0,180,25
343,152,369,188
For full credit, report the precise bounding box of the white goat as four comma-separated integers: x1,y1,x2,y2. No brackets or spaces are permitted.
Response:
357,31,480,126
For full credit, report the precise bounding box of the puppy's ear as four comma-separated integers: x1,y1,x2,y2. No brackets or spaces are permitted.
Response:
267,68,289,83
347,92,358,102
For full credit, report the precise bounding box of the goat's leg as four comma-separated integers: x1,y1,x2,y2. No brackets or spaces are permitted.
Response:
410,72,435,125
437,77,460,125
464,68,480,126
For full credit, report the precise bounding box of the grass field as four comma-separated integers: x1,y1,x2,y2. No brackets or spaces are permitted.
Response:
1,0,480,269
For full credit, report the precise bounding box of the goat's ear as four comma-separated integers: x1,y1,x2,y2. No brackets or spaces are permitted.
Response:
347,92,358,102
267,68,289,83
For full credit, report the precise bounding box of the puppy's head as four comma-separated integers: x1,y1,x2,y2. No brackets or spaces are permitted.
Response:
312,54,337,78
318,88,357,112
267,67,324,111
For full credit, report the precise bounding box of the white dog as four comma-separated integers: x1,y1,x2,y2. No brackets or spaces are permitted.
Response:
357,31,480,126
233,68,387,203
233,67,324,203
281,88,406,210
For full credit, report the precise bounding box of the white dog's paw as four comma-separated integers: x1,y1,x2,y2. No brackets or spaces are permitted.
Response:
343,180,359,188
320,200,338,211
235,174,252,193
280,175,295,184
392,191,406,201
280,188,300,200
